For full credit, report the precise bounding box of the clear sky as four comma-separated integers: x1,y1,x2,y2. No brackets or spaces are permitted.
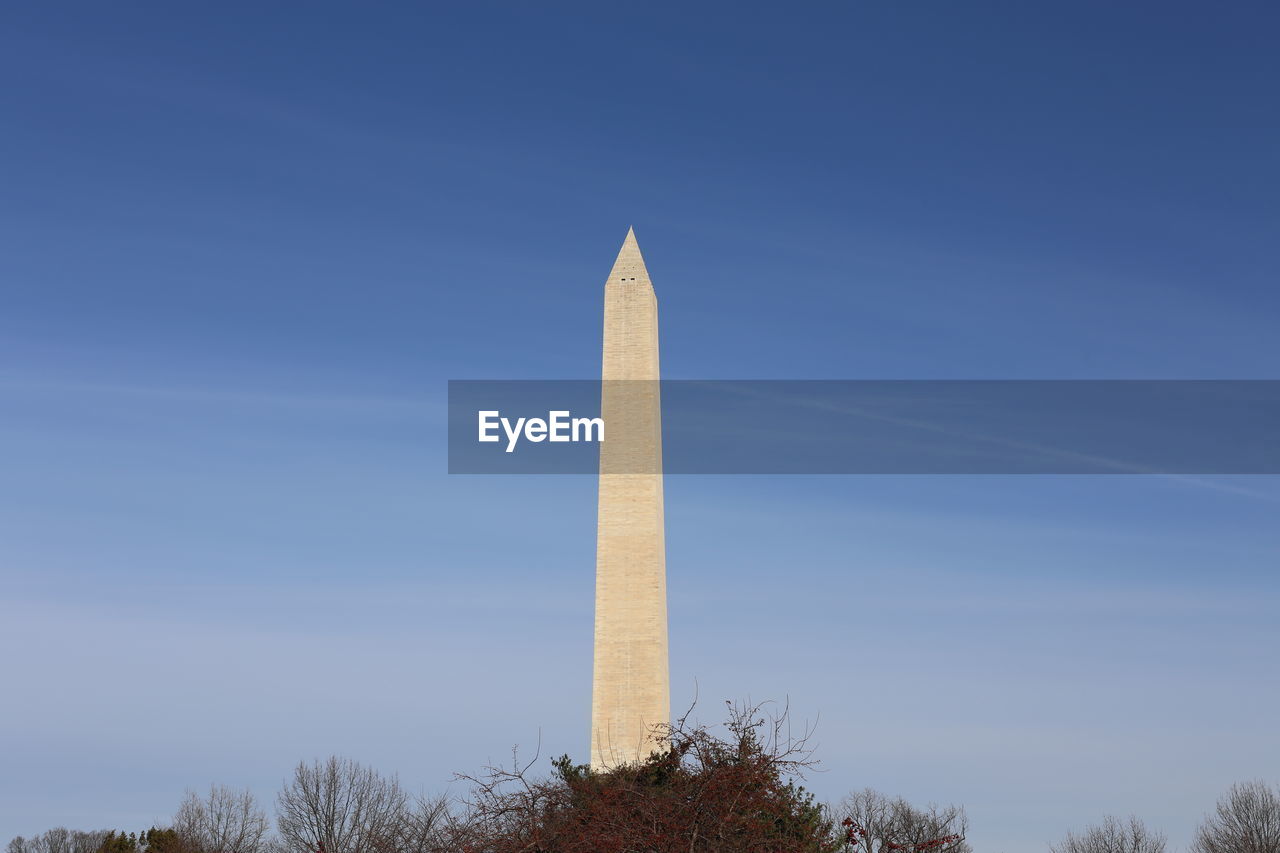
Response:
2,3,1278,850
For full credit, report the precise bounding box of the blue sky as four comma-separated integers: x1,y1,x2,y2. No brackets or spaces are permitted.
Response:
2,2,1278,850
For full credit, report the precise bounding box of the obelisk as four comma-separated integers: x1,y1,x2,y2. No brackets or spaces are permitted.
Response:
590,227,669,769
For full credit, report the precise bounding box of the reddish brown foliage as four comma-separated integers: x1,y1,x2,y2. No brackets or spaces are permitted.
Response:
448,703,840,853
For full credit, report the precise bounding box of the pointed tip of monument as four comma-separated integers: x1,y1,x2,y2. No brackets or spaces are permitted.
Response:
608,225,650,284
616,226,642,258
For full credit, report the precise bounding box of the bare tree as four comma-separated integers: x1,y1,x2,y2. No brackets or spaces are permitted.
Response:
41,830,69,853
69,832,109,853
173,785,269,853
1051,814,1166,853
7,831,111,853
16,829,71,853
397,795,452,853
1191,779,1280,853
838,788,970,853
275,757,408,853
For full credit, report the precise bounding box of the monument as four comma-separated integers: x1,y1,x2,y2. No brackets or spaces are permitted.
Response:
590,227,670,769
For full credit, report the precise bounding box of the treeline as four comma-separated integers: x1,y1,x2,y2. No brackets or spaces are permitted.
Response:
1047,781,1280,853
7,769,442,853
8,706,1280,852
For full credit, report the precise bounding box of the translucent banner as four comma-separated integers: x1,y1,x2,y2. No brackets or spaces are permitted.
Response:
447,380,1280,474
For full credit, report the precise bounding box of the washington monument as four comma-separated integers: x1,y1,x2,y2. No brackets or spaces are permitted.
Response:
590,228,669,769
